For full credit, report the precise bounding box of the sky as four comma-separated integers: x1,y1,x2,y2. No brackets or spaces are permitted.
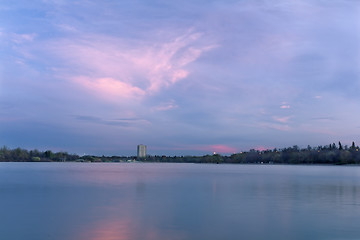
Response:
0,0,359,156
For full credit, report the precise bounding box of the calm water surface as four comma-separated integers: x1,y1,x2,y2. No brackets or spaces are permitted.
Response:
1,163,360,240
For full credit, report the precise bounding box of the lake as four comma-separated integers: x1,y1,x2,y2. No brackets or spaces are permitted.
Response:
0,163,360,240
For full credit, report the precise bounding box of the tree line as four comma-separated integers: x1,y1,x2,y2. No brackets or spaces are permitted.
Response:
1,141,360,164
0,146,79,162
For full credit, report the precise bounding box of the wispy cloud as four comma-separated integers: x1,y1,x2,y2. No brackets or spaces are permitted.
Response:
45,29,216,101
74,115,150,127
273,116,292,123
73,77,145,101
56,24,78,33
280,105,291,109
10,33,37,44
311,117,336,121
151,100,178,112
261,123,291,131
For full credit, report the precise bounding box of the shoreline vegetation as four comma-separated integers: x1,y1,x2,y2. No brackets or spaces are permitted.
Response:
1,142,360,165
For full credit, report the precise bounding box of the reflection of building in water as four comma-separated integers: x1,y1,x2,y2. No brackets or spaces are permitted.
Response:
137,144,147,158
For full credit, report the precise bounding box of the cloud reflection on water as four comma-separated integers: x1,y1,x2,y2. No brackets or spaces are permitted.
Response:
78,220,132,240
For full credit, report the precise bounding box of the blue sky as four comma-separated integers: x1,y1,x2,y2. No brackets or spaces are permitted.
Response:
1,0,359,156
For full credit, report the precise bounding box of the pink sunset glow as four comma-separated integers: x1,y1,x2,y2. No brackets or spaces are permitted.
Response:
254,146,272,151
198,144,238,154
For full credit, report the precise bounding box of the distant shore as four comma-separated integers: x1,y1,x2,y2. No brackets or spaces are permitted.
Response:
1,142,360,165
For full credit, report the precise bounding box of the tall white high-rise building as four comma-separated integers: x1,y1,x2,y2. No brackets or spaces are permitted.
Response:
137,144,147,158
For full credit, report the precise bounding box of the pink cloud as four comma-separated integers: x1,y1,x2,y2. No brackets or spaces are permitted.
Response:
74,77,145,101
273,116,292,123
46,29,216,100
280,101,291,109
280,105,290,109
